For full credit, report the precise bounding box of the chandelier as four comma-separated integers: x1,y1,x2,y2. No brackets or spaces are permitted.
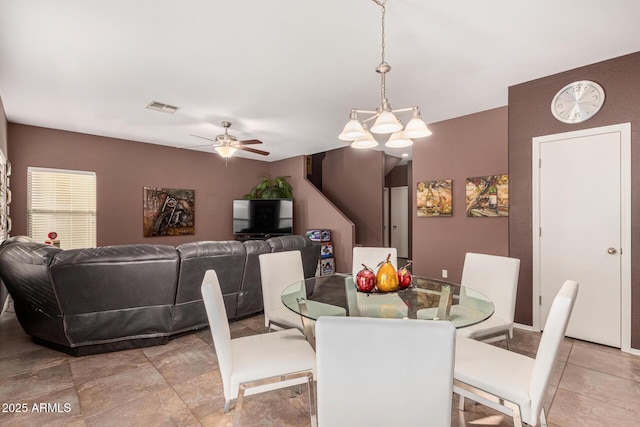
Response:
339,0,432,149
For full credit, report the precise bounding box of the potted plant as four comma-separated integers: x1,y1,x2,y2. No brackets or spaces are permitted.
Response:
243,176,293,199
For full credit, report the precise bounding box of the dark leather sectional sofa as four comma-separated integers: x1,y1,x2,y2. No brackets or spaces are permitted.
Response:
0,235,320,356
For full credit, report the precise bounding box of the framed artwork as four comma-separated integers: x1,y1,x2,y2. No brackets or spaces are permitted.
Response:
143,187,195,237
417,179,452,217
465,174,509,217
0,152,7,242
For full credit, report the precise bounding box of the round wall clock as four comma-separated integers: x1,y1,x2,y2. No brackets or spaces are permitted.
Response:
551,80,605,124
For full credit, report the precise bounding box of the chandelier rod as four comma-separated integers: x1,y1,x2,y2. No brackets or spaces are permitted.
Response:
372,0,389,108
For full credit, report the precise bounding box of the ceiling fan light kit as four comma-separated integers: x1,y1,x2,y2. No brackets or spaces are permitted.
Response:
189,120,269,165
339,0,431,149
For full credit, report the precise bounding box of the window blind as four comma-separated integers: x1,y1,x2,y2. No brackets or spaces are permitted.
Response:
27,167,96,249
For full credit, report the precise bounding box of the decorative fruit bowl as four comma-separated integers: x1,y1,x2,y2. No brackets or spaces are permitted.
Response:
354,254,412,293
354,285,413,294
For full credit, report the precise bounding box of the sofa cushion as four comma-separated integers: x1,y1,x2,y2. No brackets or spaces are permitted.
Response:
49,244,179,348
0,242,67,345
237,240,271,318
174,240,247,332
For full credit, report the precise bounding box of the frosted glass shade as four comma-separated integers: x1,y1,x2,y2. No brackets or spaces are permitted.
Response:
339,119,366,141
370,111,402,134
404,116,432,138
385,131,413,148
351,129,378,149
215,145,238,158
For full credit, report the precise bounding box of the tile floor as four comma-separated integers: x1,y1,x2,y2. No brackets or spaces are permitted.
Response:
1,304,640,427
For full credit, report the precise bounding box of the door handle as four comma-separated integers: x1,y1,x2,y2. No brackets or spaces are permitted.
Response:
607,247,618,255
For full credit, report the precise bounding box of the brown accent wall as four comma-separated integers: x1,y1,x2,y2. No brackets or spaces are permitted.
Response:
509,52,640,348
412,107,509,282
8,124,270,246
322,147,384,247
0,97,7,310
385,164,408,187
0,97,6,155
270,156,355,274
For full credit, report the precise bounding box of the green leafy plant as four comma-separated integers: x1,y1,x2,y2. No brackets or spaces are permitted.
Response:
243,176,293,199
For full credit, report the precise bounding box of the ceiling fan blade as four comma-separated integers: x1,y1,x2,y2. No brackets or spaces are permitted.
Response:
240,146,270,156
238,139,263,145
176,143,214,149
190,134,218,143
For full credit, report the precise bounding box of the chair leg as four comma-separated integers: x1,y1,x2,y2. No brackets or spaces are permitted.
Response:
306,373,317,427
505,332,511,350
224,399,232,413
233,385,248,427
539,407,548,427
458,395,465,410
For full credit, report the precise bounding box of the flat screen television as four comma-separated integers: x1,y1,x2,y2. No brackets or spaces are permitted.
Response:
232,199,293,238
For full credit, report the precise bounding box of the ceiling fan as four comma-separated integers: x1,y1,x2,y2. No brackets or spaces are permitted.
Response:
188,121,269,161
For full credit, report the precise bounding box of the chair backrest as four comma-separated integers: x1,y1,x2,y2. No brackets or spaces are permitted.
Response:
352,247,398,276
460,253,520,321
529,280,578,423
315,316,455,427
200,270,234,402
259,250,305,319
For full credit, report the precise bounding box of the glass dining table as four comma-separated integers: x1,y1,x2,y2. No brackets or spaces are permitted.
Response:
281,273,494,348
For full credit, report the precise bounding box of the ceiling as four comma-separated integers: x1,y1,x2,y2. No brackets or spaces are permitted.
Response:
2,1,640,163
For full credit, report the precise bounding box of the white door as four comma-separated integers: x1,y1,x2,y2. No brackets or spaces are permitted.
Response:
384,187,390,247
390,186,408,258
533,124,630,349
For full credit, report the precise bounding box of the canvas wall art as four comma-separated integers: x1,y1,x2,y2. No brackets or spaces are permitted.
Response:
465,174,509,217
417,179,452,217
143,187,195,237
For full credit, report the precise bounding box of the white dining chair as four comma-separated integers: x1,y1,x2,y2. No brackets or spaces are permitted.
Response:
352,246,398,276
259,250,307,331
454,280,579,427
458,252,520,349
200,270,317,427
315,316,456,427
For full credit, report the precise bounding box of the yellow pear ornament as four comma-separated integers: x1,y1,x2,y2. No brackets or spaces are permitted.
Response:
375,253,399,292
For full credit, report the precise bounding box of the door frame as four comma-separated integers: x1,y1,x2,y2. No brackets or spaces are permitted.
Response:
532,123,631,352
390,186,409,258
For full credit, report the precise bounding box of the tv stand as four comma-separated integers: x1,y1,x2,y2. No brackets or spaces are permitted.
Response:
235,235,269,242
234,234,292,242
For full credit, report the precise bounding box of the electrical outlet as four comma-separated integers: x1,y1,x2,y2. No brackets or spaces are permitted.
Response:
442,269,448,279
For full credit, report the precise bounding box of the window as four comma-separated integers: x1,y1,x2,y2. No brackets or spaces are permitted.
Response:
28,167,96,249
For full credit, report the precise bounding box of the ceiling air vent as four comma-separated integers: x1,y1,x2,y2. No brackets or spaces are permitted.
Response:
146,101,179,114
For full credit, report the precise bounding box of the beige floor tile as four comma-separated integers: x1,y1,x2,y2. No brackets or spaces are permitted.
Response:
76,364,169,417
568,342,640,382
0,361,75,403
558,363,640,413
149,344,219,386
0,385,84,427
68,348,151,385
548,387,640,427
84,387,201,427
172,369,226,421
0,345,68,378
